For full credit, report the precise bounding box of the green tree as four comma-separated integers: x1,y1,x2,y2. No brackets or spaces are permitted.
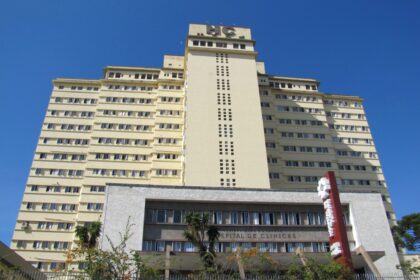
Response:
397,260,420,275
183,212,220,271
69,218,159,279
75,221,101,249
287,257,353,280
393,213,420,251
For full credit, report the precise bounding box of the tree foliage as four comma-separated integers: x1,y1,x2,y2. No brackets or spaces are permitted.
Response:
397,260,420,275
393,213,420,251
183,212,220,271
69,218,160,279
286,257,353,280
75,221,101,249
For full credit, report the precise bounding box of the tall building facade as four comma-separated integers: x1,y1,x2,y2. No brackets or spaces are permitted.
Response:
11,24,395,271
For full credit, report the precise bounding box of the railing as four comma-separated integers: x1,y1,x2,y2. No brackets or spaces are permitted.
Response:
1,271,419,280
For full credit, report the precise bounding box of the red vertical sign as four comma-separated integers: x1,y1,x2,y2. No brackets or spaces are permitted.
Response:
318,171,353,270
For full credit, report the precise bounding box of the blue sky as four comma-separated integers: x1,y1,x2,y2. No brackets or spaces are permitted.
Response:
0,0,419,244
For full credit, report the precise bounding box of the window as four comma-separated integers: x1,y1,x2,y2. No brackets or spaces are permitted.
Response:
240,212,249,224
26,202,35,210
213,211,222,224
173,210,182,224
252,212,260,225
156,209,167,223
230,212,238,224
184,242,195,252
173,242,183,252
16,240,26,248
156,241,165,252
263,212,274,225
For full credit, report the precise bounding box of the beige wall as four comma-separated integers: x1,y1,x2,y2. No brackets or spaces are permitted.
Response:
183,47,270,188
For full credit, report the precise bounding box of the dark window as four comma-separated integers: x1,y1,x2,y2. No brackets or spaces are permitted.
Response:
173,210,182,223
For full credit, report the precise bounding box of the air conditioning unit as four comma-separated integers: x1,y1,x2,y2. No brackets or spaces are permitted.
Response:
21,221,30,229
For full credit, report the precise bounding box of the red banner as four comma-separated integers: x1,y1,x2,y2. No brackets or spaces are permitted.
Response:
317,171,353,270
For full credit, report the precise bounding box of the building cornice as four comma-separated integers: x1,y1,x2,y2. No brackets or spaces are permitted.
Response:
186,46,258,57
188,35,255,44
106,183,384,195
53,78,101,85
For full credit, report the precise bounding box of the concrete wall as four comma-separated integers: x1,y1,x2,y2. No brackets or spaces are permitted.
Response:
101,184,400,274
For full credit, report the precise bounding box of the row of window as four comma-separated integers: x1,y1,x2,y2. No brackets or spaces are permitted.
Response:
283,160,332,168
284,176,382,186
104,97,153,104
271,145,376,157
266,142,329,151
324,100,363,108
98,123,180,131
145,209,328,226
341,179,384,186
273,93,318,101
25,202,105,212
21,221,74,231
99,123,151,131
92,169,147,177
332,137,373,145
329,124,370,132
34,168,83,177
160,96,181,103
326,112,366,120
108,72,159,80
57,85,99,91
27,185,105,193
29,185,80,193
95,153,178,161
53,97,97,105
32,261,65,271
41,138,89,145
282,145,329,153
19,241,71,250
278,119,324,126
87,203,104,210
90,169,179,177
162,72,184,79
38,153,85,161
338,164,382,172
268,82,318,91
107,84,155,91
25,202,77,211
95,153,148,161
160,84,182,91
336,150,378,159
276,106,323,114
192,40,246,50
280,132,326,139
49,110,95,118
159,109,182,116
143,241,332,254
101,110,152,118
97,137,149,145
45,123,91,131
286,176,319,183
100,138,176,146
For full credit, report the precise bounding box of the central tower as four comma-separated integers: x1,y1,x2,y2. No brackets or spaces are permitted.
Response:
183,24,270,188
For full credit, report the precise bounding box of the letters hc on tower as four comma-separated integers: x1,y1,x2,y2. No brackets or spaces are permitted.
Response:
206,25,236,37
